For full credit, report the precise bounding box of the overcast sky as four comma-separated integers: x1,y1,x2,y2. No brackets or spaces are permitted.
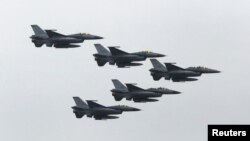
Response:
0,0,250,141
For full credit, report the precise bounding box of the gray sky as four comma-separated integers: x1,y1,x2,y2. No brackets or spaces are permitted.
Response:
0,0,250,141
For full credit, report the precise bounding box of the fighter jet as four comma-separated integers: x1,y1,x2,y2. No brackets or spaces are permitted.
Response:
71,97,140,120
30,25,103,48
110,79,180,102
93,44,165,68
149,59,220,82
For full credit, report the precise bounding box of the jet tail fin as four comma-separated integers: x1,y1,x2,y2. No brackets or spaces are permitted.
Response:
86,101,106,108
150,59,167,71
125,84,145,91
112,79,128,92
108,47,129,56
94,44,111,55
31,25,49,38
73,97,89,109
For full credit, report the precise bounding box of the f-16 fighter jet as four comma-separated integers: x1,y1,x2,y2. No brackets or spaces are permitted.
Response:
93,44,165,68
149,59,220,82
110,79,180,102
71,97,140,120
30,25,103,48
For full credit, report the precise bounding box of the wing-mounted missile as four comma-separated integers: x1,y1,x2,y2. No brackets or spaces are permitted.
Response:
54,44,81,48
171,77,198,82
133,98,159,103
117,62,143,68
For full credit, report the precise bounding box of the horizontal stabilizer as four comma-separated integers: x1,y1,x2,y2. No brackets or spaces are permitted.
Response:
96,59,108,66
114,96,123,101
151,73,163,81
74,113,85,118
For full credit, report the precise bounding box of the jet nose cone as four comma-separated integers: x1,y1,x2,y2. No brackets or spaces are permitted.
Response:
157,53,166,57
213,70,221,73
147,53,166,58
94,35,104,39
206,68,221,73
172,90,181,94
132,108,141,111
82,34,104,40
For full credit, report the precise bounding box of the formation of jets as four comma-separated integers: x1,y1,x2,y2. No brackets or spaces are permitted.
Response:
30,25,220,120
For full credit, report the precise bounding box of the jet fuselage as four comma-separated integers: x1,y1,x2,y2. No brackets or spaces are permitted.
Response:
49,37,83,44
111,89,162,101
168,70,202,77
108,105,141,111
90,107,123,115
128,91,162,98
113,54,146,62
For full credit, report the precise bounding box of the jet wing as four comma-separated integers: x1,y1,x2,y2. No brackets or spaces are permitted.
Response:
108,47,129,56
86,100,106,108
45,30,66,38
164,63,184,71
125,84,145,91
